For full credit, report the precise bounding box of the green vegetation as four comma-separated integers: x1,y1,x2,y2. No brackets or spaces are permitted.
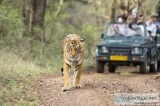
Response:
0,50,39,105
0,0,159,105
0,0,100,105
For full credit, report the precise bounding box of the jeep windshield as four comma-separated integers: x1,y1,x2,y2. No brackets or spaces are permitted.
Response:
104,22,147,37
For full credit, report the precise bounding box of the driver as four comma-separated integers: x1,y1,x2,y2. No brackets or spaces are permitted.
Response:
113,16,127,35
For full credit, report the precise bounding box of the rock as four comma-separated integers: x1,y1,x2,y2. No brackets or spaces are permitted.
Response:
154,75,160,80
37,79,44,82
127,88,133,92
150,89,156,92
89,71,93,74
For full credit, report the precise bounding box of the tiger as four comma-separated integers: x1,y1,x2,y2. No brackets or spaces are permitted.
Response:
61,34,85,91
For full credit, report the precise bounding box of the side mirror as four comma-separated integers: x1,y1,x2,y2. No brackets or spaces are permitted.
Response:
101,34,104,39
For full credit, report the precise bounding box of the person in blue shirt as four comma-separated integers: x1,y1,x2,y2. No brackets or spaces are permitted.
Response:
151,14,160,33
145,16,157,42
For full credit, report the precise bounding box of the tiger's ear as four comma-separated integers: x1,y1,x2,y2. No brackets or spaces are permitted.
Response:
80,38,85,42
66,37,71,43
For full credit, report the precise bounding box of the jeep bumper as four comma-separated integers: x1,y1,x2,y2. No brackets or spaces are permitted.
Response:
96,55,146,63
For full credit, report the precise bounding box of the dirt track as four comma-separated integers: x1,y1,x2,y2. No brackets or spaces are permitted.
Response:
37,67,160,106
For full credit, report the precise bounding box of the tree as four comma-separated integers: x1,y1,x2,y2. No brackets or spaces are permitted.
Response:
23,0,46,36
110,0,142,22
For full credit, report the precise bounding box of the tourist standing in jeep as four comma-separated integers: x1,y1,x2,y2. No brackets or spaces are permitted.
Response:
146,17,157,38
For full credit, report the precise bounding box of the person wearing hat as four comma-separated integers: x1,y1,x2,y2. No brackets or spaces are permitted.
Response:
151,14,160,33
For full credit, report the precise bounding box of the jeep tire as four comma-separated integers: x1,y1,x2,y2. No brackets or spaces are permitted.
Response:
97,61,105,73
150,57,158,73
108,63,116,73
158,60,160,72
140,56,149,74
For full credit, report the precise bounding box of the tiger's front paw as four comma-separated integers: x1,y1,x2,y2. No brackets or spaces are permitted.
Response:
73,84,82,88
62,87,71,91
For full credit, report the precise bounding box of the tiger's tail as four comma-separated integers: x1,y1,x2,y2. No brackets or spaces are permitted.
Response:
61,67,63,76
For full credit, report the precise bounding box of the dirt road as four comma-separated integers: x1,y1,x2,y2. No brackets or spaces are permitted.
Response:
37,67,160,106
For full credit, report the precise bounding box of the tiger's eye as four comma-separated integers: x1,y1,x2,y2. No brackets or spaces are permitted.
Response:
76,45,79,49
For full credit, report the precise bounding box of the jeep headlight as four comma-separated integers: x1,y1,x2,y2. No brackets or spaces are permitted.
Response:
132,47,142,54
100,46,109,53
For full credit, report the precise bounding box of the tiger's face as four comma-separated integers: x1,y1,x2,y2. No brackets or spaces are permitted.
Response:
66,40,82,60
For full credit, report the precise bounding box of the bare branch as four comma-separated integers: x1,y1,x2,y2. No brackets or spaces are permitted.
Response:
55,0,64,19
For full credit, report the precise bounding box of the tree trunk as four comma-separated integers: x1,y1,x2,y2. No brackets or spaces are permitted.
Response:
34,0,46,27
23,0,46,33
93,0,100,25
109,0,142,22
54,0,64,21
156,1,160,18
0,0,3,4
110,0,117,22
